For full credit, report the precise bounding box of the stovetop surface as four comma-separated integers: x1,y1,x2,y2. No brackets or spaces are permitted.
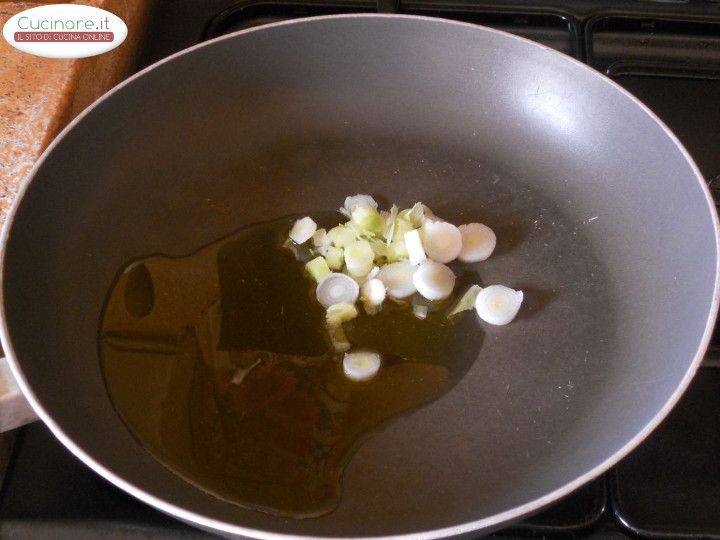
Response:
2,1,719,538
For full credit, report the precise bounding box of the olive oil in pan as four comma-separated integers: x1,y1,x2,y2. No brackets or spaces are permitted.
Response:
100,216,483,518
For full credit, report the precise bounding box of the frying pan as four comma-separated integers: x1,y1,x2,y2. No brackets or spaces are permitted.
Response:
1,14,718,539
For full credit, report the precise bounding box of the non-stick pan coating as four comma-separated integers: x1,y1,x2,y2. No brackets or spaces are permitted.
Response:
1,15,717,539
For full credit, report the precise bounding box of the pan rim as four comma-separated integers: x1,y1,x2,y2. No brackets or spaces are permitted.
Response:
1,12,718,540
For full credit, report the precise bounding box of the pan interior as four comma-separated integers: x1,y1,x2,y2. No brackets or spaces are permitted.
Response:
2,15,716,538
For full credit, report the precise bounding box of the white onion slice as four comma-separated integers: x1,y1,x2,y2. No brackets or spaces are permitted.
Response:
316,273,359,308
404,229,427,265
329,326,351,352
421,205,443,224
343,350,381,381
422,221,462,263
448,284,482,317
340,194,378,217
413,305,429,319
312,228,331,255
475,285,523,325
345,239,375,277
378,261,417,299
365,266,380,282
413,261,455,301
361,278,386,312
289,216,317,244
458,223,496,262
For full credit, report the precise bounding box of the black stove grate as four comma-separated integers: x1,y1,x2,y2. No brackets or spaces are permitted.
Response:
612,369,720,539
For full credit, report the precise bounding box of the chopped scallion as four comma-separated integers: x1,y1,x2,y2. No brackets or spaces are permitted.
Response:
351,206,384,236
326,302,359,327
344,239,375,277
306,256,331,283
316,273,359,307
327,224,357,248
289,216,317,244
448,285,482,317
324,246,344,270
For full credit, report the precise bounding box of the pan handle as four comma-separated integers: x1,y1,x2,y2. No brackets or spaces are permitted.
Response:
0,357,38,432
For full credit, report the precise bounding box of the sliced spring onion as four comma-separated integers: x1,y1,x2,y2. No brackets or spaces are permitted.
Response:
289,216,317,244
345,220,371,239
368,238,389,261
404,229,426,265
312,228,331,255
475,285,523,325
361,278,386,314
448,285,482,317
412,305,429,319
349,266,381,286
421,205,442,224
326,302,359,327
393,216,415,239
327,224,357,248
293,196,516,330
413,260,455,301
330,326,351,352
283,237,314,263
365,266,381,281
305,256,331,283
343,350,381,381
421,220,462,263
344,239,375,277
402,202,426,228
351,206,384,236
387,239,409,263
378,261,417,298
458,223,496,262
324,246,344,270
316,273,359,307
340,194,378,218
383,204,399,243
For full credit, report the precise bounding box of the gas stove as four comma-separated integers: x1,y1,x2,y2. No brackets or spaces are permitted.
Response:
1,1,718,538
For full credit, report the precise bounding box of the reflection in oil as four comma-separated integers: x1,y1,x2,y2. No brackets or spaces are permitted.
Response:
100,217,482,517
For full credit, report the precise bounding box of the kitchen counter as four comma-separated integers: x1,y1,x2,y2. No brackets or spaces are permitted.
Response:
0,0,151,432
0,0,151,221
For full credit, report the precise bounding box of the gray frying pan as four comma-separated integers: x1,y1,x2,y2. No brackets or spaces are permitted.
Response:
1,14,718,539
